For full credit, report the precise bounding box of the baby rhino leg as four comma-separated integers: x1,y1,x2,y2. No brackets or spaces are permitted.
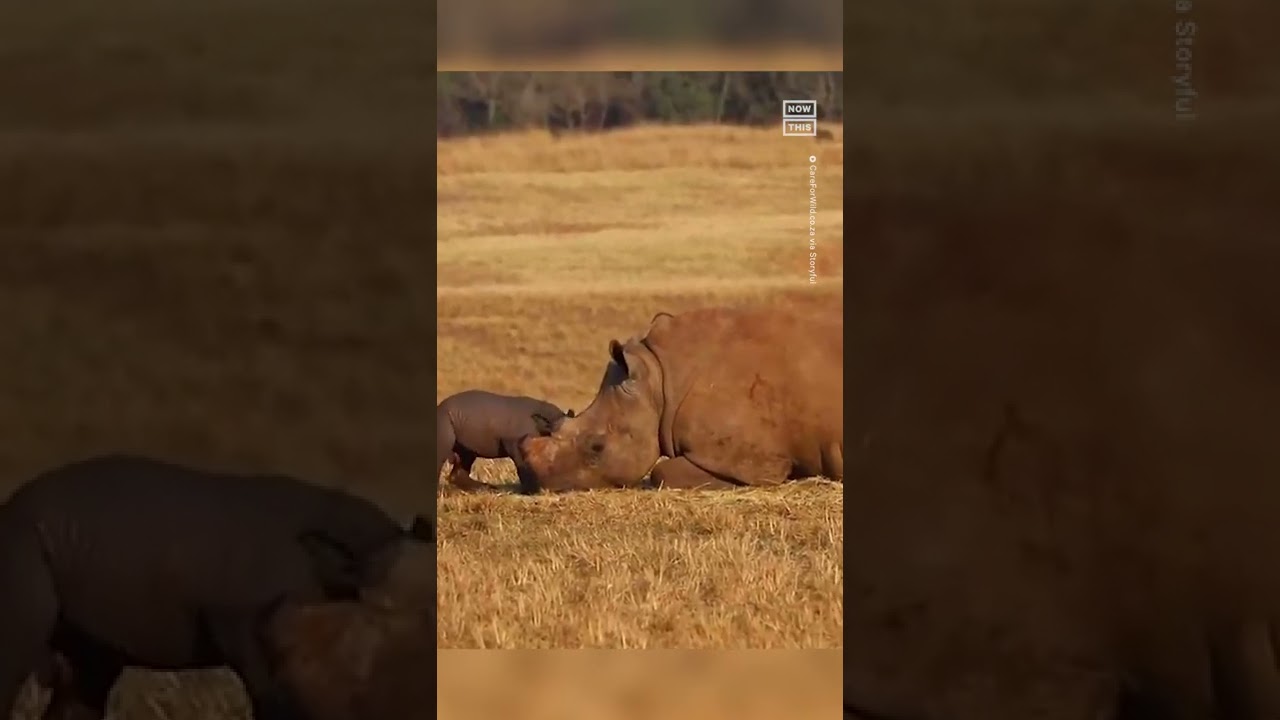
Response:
41,655,123,720
447,450,490,492
449,450,506,493
500,437,539,495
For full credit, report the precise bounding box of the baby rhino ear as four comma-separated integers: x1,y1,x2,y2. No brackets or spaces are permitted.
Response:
296,530,362,599
531,413,556,436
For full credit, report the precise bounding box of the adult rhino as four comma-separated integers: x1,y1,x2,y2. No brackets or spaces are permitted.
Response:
517,305,843,491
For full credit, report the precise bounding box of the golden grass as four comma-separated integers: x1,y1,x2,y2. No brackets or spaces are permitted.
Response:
436,123,844,648
438,649,843,720
436,122,843,174
438,482,843,648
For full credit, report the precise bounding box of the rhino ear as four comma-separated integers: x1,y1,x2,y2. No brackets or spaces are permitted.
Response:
650,312,675,329
297,530,362,598
609,339,627,371
609,339,650,383
532,413,556,435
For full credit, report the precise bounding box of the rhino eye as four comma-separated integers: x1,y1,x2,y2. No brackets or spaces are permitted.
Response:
588,440,606,454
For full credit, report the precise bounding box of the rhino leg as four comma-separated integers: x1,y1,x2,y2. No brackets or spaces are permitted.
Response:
0,530,59,720
449,449,500,493
0,627,49,720
501,436,540,495
821,441,845,482
647,457,743,490
666,445,792,488
40,650,122,720
42,695,99,720
452,449,476,477
435,416,457,490
44,694,102,720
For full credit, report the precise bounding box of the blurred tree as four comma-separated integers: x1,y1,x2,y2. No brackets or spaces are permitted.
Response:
436,71,843,136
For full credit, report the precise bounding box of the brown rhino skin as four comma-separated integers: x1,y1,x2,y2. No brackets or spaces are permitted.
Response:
265,601,432,720
264,540,434,720
519,304,843,491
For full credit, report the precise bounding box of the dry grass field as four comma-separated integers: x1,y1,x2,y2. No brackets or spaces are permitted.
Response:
436,124,845,648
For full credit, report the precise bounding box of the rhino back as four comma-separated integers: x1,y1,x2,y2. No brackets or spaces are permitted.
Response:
440,390,561,455
646,307,843,468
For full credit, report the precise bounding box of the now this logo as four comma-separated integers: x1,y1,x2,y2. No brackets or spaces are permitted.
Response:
782,100,818,137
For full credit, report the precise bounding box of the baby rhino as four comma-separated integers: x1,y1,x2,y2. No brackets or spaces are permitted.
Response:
435,390,572,494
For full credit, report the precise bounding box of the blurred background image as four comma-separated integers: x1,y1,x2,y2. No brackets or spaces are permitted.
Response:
846,1,1280,718
437,71,842,136
0,0,430,716
438,0,842,69
439,650,843,720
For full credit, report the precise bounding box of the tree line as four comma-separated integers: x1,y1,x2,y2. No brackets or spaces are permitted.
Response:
437,72,843,137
